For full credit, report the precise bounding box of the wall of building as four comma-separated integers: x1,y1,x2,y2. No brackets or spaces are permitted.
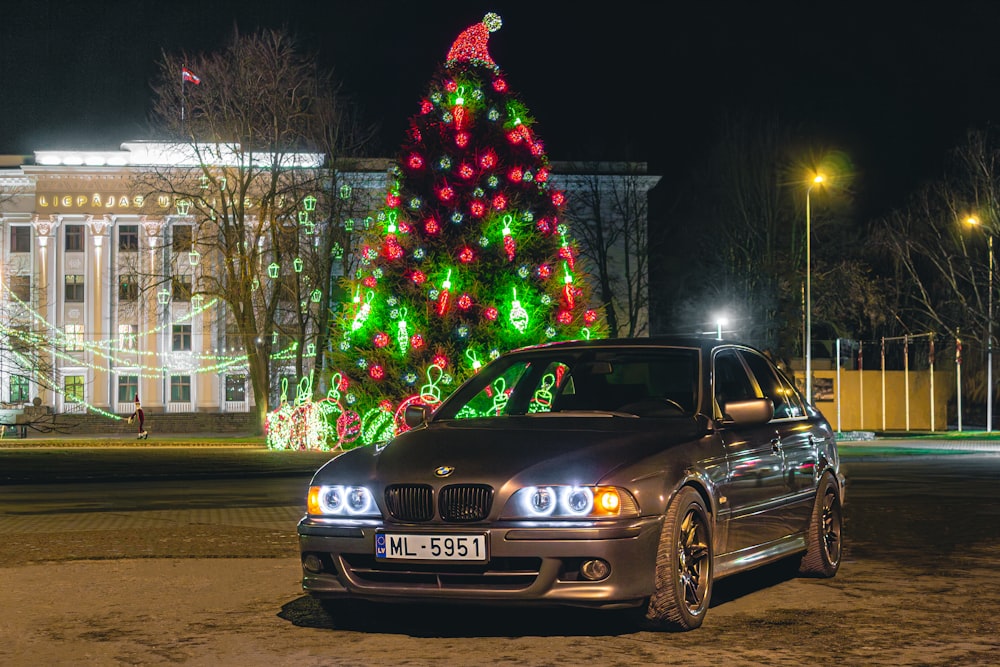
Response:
812,369,955,432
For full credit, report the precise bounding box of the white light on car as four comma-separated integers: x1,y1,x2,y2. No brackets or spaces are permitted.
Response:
562,486,594,515
308,485,378,516
504,485,639,519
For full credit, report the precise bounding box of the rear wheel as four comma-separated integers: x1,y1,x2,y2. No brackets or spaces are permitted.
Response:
640,486,713,631
798,473,843,577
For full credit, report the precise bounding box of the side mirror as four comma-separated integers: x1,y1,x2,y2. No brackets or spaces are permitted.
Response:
404,404,432,428
722,398,774,425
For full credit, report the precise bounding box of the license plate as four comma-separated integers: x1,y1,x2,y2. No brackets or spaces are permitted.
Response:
375,533,487,561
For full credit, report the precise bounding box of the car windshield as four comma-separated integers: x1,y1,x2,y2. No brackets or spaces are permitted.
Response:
435,348,700,419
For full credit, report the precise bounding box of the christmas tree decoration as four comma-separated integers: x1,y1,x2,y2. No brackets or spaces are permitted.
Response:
318,12,605,450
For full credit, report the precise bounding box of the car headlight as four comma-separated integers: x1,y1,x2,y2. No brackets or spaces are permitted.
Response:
307,485,380,517
502,485,639,519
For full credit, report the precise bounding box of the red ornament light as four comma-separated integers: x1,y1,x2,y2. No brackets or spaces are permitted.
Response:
458,163,475,179
531,141,545,156
507,166,523,182
362,275,378,288
382,235,404,260
437,184,455,202
584,309,599,325
424,218,440,235
455,132,470,147
369,365,385,380
537,264,552,279
373,332,390,348
379,399,394,412
458,293,473,310
551,191,567,207
557,310,573,324
385,192,400,207
407,126,422,142
558,245,575,268
470,200,486,217
410,334,425,349
445,79,458,93
420,99,433,114
410,270,427,285
535,168,549,183
479,150,497,169
432,354,449,369
492,194,507,211
536,217,552,234
493,77,507,92
407,153,425,169
484,306,499,321
459,246,475,263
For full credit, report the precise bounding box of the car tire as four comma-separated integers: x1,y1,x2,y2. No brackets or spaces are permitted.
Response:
797,473,843,577
640,485,713,631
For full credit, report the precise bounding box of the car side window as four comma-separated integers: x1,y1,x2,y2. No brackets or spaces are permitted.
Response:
713,349,757,417
741,350,802,419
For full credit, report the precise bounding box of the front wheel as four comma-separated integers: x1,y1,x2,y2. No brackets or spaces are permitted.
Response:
640,486,713,631
798,473,843,577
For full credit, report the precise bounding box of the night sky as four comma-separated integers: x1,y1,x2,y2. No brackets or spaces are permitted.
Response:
4,1,1000,219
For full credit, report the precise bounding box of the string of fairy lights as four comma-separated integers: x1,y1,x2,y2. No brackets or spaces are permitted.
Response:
0,281,298,420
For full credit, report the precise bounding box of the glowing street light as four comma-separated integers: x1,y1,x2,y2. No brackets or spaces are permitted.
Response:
715,314,728,340
965,216,993,432
805,173,825,404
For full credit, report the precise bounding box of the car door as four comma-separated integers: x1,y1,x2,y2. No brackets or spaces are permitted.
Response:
739,349,817,533
712,348,789,553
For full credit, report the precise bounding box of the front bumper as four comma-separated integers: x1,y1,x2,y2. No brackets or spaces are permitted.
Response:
298,515,663,609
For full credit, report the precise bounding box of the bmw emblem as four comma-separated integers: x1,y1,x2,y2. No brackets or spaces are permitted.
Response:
434,465,455,478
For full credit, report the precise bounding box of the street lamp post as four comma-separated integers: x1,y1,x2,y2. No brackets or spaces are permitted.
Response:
805,174,824,404
966,216,993,432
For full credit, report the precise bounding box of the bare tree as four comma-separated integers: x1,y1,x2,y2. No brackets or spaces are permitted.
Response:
136,28,374,429
560,163,656,337
874,127,1000,402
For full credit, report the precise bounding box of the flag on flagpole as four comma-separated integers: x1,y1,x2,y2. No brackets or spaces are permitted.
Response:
182,67,201,85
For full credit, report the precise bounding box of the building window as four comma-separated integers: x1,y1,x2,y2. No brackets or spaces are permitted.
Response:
65,275,85,302
10,226,30,252
170,375,191,402
119,224,139,251
65,324,84,351
10,375,29,403
172,324,192,351
225,375,247,402
172,225,192,253
117,375,139,403
118,275,138,301
65,224,84,252
9,275,30,302
118,324,137,351
171,275,192,301
64,375,84,403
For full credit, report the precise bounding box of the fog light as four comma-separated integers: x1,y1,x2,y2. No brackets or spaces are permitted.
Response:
580,559,610,581
303,554,324,574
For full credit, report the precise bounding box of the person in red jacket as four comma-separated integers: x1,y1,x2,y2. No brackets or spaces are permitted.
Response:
128,395,148,439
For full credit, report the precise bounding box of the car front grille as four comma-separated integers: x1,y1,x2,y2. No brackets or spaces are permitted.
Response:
384,484,494,522
439,484,493,522
384,484,434,522
341,554,541,590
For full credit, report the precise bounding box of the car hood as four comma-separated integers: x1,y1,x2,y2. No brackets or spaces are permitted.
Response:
317,415,704,488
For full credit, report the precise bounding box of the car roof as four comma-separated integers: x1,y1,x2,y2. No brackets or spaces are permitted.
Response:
512,335,760,355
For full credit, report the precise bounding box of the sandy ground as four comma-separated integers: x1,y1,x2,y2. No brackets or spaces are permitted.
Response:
1,546,997,667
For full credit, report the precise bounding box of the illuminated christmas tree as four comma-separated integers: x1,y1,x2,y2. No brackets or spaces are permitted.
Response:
321,12,605,448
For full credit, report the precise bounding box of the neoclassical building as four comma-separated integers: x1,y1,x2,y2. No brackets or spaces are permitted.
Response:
0,142,658,419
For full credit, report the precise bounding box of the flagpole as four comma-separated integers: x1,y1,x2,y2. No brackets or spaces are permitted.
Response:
181,66,186,128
